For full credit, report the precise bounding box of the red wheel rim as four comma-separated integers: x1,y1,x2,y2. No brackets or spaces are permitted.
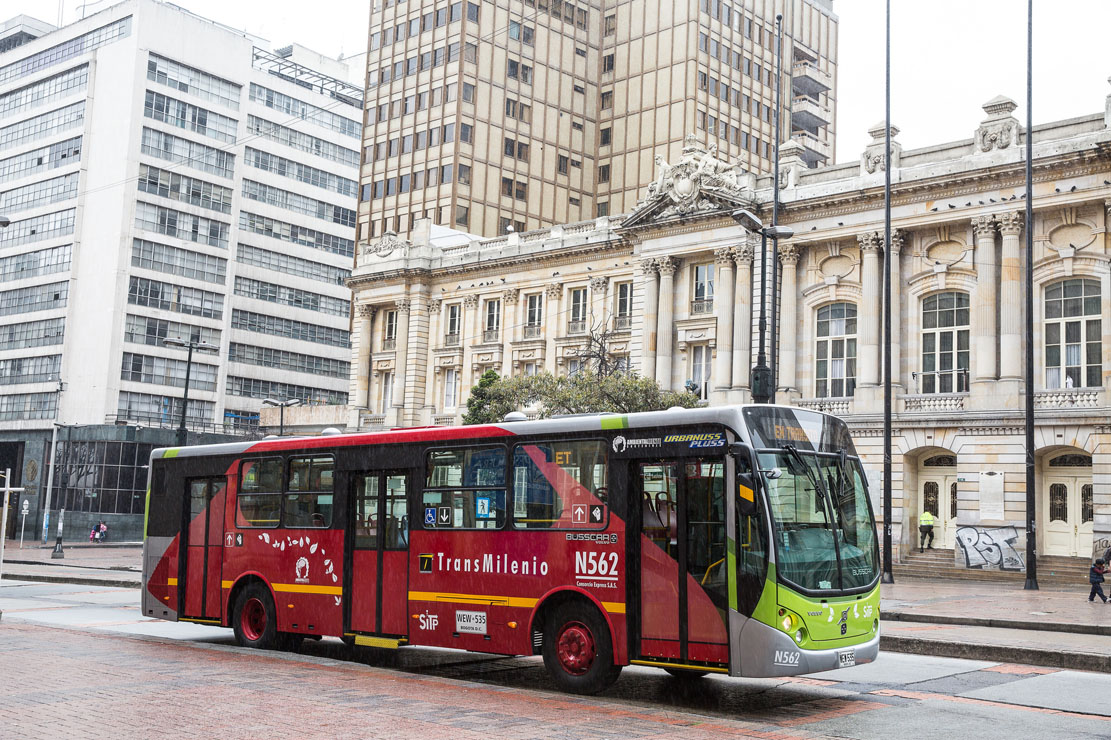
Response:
241,597,267,642
556,621,596,676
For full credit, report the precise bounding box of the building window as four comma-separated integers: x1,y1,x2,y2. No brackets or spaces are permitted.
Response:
596,202,609,217
604,13,616,36
600,127,611,146
613,282,632,330
501,177,513,197
1045,278,1101,389
816,303,856,398
691,345,711,400
380,371,394,412
921,291,970,393
557,155,569,175
455,205,469,227
598,164,610,183
525,293,543,337
445,304,461,345
567,358,583,377
383,309,397,350
691,263,714,313
484,299,501,341
601,91,613,109
444,368,460,408
569,287,587,333
602,54,614,74
467,2,479,21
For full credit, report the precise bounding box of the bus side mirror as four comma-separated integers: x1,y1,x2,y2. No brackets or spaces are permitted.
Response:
737,473,758,517
732,443,758,517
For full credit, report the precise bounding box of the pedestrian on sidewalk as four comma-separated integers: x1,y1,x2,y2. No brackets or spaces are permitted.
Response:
1090,558,1108,603
89,524,98,543
919,510,936,553
96,521,108,544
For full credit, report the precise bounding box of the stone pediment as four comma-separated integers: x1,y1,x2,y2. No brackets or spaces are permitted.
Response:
622,134,757,228
360,230,411,259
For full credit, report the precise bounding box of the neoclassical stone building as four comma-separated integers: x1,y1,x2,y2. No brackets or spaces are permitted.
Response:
345,85,1111,564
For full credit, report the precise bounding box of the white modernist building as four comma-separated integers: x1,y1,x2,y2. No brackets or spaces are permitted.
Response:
0,0,359,538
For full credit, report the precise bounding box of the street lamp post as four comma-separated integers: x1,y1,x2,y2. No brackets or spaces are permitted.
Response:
732,209,794,403
162,337,217,447
770,13,784,398
262,398,302,436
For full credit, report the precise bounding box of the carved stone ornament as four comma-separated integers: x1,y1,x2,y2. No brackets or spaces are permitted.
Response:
997,211,1023,236
362,230,411,259
889,228,905,254
657,256,679,276
714,247,735,265
861,122,901,175
626,134,755,224
589,276,608,292
972,214,997,239
463,295,479,308
428,299,442,314
395,298,411,314
735,243,754,263
638,257,659,275
857,232,882,253
778,244,800,266
977,95,1020,152
503,288,520,304
545,283,564,299
357,304,377,319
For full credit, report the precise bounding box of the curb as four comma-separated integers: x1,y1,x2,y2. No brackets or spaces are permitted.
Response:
881,633,1111,674
2,572,140,589
881,610,1111,637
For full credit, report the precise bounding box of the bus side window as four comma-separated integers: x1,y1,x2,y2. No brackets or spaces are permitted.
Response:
237,458,282,527
285,456,334,528
424,446,506,529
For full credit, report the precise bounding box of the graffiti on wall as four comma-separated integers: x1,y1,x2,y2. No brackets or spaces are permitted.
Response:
955,526,1025,571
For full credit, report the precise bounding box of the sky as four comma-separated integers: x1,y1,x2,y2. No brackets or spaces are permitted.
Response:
9,0,1111,164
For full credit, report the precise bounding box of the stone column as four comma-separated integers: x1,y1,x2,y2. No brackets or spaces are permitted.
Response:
858,233,882,387
424,300,441,411
403,287,430,425
544,283,562,374
655,256,678,389
461,295,479,395
887,230,903,388
394,299,411,420
639,259,659,380
732,243,754,392
998,212,1023,380
502,288,518,376
713,247,735,394
777,244,800,394
973,215,998,382
353,305,375,408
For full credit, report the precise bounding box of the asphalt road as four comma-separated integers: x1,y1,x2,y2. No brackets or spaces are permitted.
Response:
2,579,1110,740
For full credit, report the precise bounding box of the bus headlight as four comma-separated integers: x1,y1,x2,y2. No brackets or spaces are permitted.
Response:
780,612,797,632
794,628,806,644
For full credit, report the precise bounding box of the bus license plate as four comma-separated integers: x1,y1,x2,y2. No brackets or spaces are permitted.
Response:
456,610,487,635
838,650,856,668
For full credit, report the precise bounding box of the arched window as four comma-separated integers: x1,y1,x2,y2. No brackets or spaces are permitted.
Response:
920,292,969,394
1044,278,1101,389
815,302,856,398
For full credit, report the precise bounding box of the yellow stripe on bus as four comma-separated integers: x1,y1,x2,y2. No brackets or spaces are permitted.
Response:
166,578,178,586
630,659,729,674
409,590,626,615
218,580,342,596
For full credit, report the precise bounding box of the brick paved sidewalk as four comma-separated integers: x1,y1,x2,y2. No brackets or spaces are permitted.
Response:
0,622,849,740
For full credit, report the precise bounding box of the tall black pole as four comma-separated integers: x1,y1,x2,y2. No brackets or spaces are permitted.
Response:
880,0,894,584
177,343,194,447
753,228,771,403
769,13,783,399
279,405,285,436
1023,0,1038,590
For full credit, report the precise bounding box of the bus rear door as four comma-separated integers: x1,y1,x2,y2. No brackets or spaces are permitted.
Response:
183,477,226,621
348,471,410,636
635,458,730,664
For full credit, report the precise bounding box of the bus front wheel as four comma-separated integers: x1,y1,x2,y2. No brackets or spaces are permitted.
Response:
233,583,278,650
542,601,621,695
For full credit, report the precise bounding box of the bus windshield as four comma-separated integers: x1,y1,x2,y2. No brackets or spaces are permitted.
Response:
758,448,878,593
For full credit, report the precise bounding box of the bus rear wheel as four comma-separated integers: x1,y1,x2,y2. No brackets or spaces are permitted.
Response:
233,583,277,650
542,602,621,695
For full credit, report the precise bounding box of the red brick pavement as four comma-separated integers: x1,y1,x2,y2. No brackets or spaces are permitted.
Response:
0,622,883,740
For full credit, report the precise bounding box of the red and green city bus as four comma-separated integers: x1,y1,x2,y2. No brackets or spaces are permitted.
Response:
142,404,880,694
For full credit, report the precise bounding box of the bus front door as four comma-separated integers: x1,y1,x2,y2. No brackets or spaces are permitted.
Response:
349,471,410,636
636,458,730,665
183,477,226,621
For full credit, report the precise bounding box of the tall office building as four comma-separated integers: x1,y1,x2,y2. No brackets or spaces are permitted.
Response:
0,0,360,539
359,0,837,239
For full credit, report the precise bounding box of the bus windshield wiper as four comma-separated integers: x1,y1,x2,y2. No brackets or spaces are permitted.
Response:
783,444,845,590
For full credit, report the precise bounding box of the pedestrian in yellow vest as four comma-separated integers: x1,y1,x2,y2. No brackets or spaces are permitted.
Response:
919,511,936,552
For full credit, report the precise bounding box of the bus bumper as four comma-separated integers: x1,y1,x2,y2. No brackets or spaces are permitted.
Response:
733,616,880,678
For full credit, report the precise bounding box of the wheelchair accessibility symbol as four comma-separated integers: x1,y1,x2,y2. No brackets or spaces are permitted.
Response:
424,507,437,526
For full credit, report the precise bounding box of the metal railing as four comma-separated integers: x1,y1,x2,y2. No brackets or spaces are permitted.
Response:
613,315,632,330
382,338,396,351
567,320,587,334
523,325,542,338
690,299,714,315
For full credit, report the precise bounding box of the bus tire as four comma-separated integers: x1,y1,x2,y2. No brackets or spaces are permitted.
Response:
232,583,278,650
542,601,621,695
664,668,708,680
